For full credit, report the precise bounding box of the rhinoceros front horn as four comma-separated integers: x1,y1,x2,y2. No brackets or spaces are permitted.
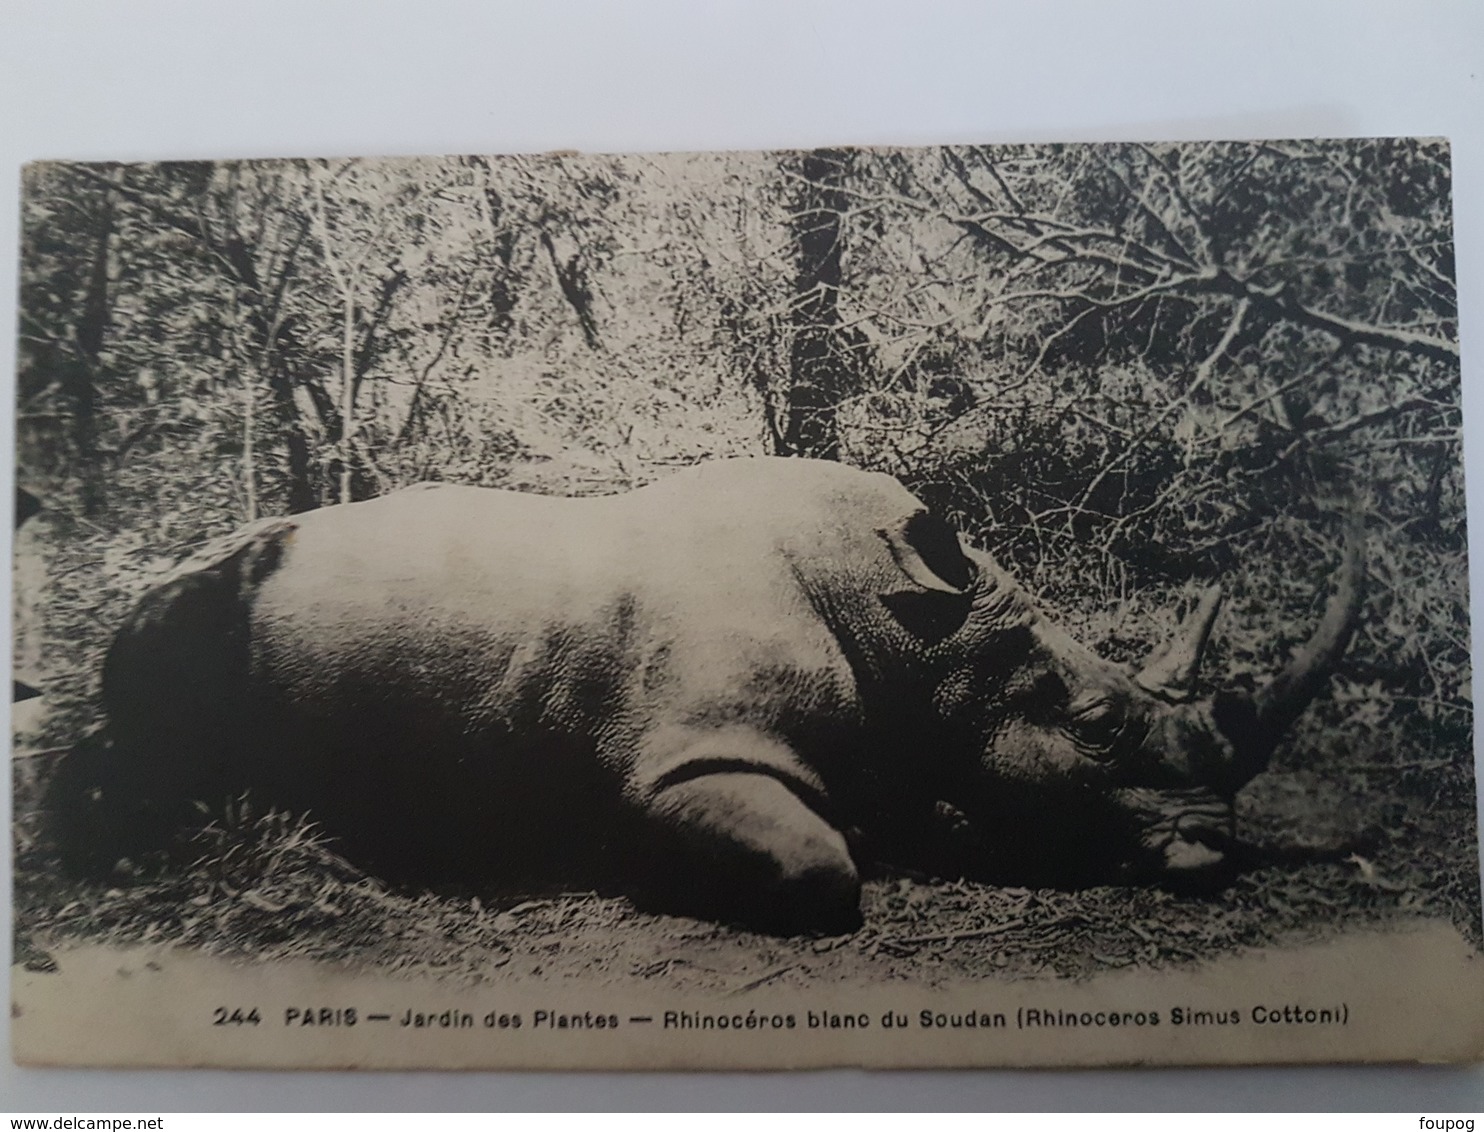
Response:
1135,583,1224,702
1210,514,1367,790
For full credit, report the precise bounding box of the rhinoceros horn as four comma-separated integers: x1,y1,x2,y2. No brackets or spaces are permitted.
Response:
1210,513,1367,790
1135,583,1224,702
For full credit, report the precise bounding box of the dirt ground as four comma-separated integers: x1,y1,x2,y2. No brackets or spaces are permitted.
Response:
13,759,1481,992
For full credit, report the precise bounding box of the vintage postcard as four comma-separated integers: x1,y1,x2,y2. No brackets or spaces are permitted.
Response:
10,139,1481,1069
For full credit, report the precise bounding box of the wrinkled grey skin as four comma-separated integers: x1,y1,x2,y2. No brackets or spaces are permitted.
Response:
58,457,1359,935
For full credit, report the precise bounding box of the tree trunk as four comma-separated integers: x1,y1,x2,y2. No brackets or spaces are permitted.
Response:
264,350,319,514
540,229,602,350
338,289,355,504
67,183,114,514
780,148,859,460
222,223,320,514
242,366,258,522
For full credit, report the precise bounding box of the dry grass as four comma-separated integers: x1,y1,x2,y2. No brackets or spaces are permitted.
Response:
14,762,1479,991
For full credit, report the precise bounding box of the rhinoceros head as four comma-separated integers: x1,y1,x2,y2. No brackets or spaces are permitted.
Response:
867,509,1364,892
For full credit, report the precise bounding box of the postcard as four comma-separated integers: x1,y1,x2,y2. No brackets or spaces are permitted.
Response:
11,139,1479,1068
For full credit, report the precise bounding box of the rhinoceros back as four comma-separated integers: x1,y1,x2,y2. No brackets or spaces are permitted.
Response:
247,484,624,741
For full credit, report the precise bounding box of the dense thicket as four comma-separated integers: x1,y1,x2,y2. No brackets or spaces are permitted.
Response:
16,141,1467,798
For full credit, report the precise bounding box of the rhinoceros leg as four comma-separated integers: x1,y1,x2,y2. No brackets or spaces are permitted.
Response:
636,769,862,936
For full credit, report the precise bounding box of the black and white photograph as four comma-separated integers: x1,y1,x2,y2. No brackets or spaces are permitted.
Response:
10,139,1481,1069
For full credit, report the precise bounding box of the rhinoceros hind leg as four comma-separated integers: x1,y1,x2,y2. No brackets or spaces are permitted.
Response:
635,771,862,936
48,731,200,876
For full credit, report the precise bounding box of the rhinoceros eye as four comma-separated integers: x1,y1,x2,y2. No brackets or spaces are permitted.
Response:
1067,693,1125,757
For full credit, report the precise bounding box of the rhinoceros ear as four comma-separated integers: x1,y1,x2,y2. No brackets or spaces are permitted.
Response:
877,511,976,595
877,511,976,641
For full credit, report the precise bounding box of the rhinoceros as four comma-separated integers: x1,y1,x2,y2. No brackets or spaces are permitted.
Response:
54,456,1361,935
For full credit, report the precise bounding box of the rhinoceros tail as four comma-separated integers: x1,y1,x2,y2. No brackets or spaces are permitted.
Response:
50,519,299,876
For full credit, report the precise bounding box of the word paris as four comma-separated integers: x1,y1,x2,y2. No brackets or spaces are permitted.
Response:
11,138,1480,1070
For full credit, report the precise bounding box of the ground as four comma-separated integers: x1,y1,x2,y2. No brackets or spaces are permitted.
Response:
12,758,1480,992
